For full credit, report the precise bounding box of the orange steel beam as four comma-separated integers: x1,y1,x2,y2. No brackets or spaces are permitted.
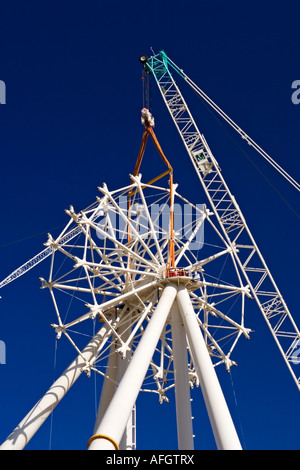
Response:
127,170,171,198
128,121,175,269
133,129,148,177
127,130,148,249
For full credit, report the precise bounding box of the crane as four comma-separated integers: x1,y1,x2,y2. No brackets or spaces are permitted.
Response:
1,50,300,451
140,50,300,390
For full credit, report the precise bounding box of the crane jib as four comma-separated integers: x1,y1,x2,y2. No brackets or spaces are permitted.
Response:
143,50,300,391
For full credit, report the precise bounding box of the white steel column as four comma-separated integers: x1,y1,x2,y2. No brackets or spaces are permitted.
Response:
93,330,135,450
93,342,118,432
176,285,242,450
88,283,177,450
171,301,194,450
0,322,112,450
116,315,136,450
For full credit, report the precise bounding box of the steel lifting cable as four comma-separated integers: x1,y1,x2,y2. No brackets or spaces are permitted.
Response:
165,55,300,193
142,67,146,109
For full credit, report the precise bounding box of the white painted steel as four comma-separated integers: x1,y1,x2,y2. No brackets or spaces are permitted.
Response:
171,301,194,450
1,165,258,449
117,315,136,450
93,320,136,450
92,342,118,433
88,283,178,450
176,285,242,450
0,322,112,450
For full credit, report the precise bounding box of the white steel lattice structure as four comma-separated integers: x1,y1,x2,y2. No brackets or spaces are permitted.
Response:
1,51,300,451
1,170,252,450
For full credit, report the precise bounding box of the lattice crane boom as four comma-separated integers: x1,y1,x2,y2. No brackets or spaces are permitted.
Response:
0,227,81,290
0,200,101,290
143,51,300,390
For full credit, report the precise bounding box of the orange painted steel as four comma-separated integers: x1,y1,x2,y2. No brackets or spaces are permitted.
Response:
128,117,175,269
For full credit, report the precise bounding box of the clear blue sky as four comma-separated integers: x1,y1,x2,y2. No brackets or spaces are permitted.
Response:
1,0,300,450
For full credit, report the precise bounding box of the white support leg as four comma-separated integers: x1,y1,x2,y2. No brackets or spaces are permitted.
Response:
88,283,177,450
0,322,112,450
93,335,136,450
171,301,194,450
116,315,136,450
93,342,118,433
176,285,242,450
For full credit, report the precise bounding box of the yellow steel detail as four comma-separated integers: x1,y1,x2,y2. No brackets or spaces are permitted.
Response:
87,433,120,450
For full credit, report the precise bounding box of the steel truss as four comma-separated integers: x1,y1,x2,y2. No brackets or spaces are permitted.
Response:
145,51,300,390
1,175,250,450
